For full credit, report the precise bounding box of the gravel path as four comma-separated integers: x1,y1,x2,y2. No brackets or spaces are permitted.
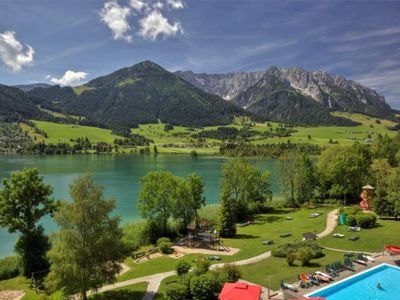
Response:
91,208,339,300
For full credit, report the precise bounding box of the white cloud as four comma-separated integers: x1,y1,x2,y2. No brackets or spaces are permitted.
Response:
50,70,89,86
45,74,51,79
130,0,149,12
166,0,184,10
100,1,132,42
138,9,183,40
0,31,34,72
153,2,164,10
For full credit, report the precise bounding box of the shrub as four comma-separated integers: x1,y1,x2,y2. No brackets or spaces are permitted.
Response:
347,215,357,227
122,221,150,251
217,264,241,283
166,282,190,300
176,260,191,276
355,213,377,228
272,240,322,258
296,247,314,266
286,252,296,266
0,256,21,280
194,256,211,276
157,237,173,254
190,273,221,300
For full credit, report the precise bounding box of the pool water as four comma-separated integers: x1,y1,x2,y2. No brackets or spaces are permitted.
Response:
306,263,400,300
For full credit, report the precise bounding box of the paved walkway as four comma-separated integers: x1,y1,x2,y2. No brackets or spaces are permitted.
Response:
90,208,339,300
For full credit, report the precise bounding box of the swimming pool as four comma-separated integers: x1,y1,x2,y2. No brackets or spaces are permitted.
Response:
306,263,400,300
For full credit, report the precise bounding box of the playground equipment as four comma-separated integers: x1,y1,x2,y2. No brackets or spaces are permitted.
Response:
359,185,374,211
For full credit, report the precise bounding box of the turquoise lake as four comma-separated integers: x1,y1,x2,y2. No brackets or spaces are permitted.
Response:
0,154,281,257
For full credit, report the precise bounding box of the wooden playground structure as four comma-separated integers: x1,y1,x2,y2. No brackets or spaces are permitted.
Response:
176,220,231,252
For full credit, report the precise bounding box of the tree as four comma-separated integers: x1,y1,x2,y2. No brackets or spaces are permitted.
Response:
371,159,391,216
385,168,400,219
46,173,124,299
139,171,176,235
317,144,371,204
218,194,237,237
220,158,271,220
296,247,314,266
190,273,221,300
187,173,206,227
0,168,55,277
277,152,298,206
294,154,317,204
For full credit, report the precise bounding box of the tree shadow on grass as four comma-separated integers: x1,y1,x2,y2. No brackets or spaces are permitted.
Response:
90,290,146,300
255,215,284,224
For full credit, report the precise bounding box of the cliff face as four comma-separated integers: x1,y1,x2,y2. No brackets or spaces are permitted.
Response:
175,70,264,100
176,67,392,119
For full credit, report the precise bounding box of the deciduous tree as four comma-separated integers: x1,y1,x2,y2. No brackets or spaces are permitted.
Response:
0,168,55,277
46,173,124,299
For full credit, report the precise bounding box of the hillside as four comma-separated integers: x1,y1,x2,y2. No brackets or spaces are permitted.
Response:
28,61,248,129
176,66,393,125
0,84,51,122
15,83,52,92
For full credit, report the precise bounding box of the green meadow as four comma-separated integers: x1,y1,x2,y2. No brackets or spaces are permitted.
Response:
21,112,397,154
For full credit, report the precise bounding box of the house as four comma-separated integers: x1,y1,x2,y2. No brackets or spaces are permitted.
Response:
218,282,261,300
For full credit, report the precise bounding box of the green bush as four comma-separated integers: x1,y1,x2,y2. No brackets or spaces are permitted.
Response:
347,215,357,227
216,264,241,283
0,256,21,280
157,237,173,254
286,252,296,266
194,256,211,276
190,273,221,300
176,260,191,276
355,213,377,228
296,247,314,266
272,240,322,258
166,282,190,300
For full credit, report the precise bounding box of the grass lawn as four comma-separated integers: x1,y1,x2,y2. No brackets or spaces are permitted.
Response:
90,282,148,300
318,218,400,252
0,276,63,300
30,120,120,144
239,249,345,290
118,207,335,282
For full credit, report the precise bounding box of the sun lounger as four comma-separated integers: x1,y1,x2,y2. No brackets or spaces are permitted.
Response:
348,226,361,232
280,281,298,292
353,259,367,266
262,240,273,245
314,273,330,283
286,216,293,220
332,233,345,238
208,255,221,260
349,236,360,241
363,255,375,262
309,213,321,218
280,232,292,237
315,271,333,280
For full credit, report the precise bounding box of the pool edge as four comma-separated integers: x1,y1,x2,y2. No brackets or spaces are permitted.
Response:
304,262,400,298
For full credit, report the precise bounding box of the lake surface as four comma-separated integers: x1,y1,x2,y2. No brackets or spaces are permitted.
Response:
0,154,281,257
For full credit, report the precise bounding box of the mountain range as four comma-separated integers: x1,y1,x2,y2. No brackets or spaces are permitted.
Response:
0,60,394,130
177,66,392,125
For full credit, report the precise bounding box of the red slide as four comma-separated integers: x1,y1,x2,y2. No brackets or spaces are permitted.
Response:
385,245,400,255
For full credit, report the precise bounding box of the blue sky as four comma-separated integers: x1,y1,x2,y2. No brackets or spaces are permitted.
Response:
0,0,399,107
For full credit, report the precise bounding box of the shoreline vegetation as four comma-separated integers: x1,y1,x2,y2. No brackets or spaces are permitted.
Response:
0,112,398,156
